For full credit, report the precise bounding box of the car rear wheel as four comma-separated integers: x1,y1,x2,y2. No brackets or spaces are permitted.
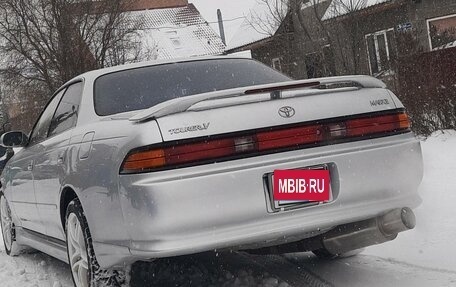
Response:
0,194,20,256
65,198,129,287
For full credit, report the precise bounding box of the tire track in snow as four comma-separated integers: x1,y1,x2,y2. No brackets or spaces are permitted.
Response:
366,255,456,275
221,252,334,287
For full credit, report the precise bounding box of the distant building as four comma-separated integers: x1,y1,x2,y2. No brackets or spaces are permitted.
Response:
125,0,225,60
1,0,225,132
227,0,456,88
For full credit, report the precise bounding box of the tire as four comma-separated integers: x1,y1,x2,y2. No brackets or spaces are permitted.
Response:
312,247,365,260
65,198,129,287
0,194,21,256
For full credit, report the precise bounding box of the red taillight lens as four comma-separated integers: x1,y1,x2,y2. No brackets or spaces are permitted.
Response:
346,112,410,137
122,136,258,173
166,138,235,165
257,125,323,151
121,111,411,174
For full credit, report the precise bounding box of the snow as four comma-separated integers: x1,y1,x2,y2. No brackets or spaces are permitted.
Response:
189,0,256,42
1,130,455,286
434,40,456,50
226,0,285,51
124,5,225,60
228,50,253,58
364,130,456,271
322,0,391,20
0,248,73,286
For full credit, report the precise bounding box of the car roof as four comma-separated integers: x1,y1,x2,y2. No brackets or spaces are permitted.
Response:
66,55,249,85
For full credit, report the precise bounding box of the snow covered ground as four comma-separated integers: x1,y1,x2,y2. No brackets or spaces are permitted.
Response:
1,131,455,286
365,130,456,271
0,248,72,286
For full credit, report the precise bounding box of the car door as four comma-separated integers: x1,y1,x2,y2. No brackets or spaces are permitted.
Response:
33,81,84,240
9,90,65,234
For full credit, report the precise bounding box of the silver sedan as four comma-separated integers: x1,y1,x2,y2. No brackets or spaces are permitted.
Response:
0,57,423,287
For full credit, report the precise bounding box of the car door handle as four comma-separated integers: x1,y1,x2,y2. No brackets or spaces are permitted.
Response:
58,157,64,164
27,162,34,171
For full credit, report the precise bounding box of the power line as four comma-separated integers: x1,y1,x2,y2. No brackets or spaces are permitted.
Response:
206,16,247,24
127,16,248,31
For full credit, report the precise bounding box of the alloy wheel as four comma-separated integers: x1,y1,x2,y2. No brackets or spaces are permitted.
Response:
0,196,13,251
67,213,89,287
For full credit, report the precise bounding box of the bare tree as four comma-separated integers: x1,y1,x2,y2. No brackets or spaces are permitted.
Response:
322,0,369,74
0,0,144,93
247,0,289,36
247,0,371,75
0,0,155,130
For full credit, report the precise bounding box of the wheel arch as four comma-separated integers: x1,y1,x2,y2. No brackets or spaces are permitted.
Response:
59,186,79,229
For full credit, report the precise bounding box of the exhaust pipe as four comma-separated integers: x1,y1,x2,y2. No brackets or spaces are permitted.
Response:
244,207,415,255
322,207,416,255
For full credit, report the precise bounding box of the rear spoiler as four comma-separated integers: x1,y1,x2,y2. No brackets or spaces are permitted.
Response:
129,75,386,122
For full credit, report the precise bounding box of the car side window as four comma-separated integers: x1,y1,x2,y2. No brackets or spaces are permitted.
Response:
48,82,83,137
28,89,66,146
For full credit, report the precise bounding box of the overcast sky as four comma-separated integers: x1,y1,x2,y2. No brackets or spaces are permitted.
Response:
189,0,257,44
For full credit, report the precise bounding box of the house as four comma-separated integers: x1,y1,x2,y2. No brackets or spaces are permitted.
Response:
226,0,456,87
226,0,334,80
125,0,225,60
0,0,225,132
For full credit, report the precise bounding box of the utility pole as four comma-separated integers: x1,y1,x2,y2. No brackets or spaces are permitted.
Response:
217,9,226,45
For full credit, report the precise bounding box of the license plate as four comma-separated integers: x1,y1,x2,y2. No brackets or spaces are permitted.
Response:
266,165,332,211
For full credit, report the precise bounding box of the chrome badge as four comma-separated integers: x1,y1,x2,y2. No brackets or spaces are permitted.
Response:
169,123,210,135
278,106,296,118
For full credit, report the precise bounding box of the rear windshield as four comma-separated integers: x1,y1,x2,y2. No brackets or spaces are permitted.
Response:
94,58,291,116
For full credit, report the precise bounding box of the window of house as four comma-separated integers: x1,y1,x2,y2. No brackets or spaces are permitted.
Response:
322,45,336,76
166,30,183,49
427,14,456,50
305,52,324,79
304,46,335,79
365,29,396,75
272,57,282,71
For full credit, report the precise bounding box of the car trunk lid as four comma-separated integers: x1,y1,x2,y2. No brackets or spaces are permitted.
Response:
152,85,397,142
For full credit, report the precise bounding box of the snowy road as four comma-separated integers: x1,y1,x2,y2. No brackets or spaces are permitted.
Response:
1,131,455,287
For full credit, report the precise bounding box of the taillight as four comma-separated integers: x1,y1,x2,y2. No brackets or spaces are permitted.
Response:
121,110,411,174
257,125,323,151
345,112,410,137
122,137,257,174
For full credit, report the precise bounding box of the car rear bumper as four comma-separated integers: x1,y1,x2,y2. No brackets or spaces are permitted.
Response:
96,133,423,268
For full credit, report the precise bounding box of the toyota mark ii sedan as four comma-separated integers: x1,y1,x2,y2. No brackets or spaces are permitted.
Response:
0,57,423,286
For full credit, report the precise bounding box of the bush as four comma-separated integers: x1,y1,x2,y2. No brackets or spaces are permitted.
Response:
395,47,456,136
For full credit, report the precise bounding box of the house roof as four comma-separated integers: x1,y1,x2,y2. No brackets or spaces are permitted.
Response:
225,0,330,52
127,4,225,60
226,0,284,51
322,0,391,20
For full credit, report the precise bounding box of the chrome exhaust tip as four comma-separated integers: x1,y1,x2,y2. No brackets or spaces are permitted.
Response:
379,207,416,236
322,207,416,255
243,208,416,256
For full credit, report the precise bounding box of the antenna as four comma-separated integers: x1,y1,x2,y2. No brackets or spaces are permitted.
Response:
217,9,226,45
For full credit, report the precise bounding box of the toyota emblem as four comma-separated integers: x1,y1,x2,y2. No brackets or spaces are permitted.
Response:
278,106,296,118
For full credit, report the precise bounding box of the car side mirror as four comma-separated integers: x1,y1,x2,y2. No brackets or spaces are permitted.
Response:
0,131,29,148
